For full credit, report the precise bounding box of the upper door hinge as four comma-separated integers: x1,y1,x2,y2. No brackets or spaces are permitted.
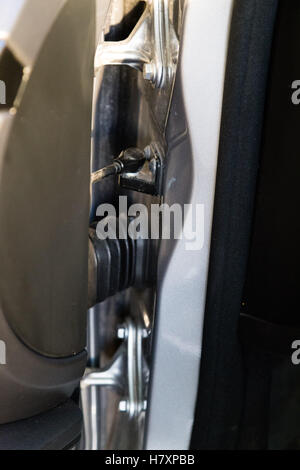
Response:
95,0,179,89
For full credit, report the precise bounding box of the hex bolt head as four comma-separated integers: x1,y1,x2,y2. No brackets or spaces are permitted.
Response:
143,62,155,82
119,400,129,413
117,325,128,340
142,328,150,339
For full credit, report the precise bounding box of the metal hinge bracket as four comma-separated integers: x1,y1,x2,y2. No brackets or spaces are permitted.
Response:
95,0,179,89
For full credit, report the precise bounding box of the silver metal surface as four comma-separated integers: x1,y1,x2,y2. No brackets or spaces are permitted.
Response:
87,308,100,368
81,347,125,450
88,239,98,310
95,0,179,88
81,317,148,450
144,0,234,450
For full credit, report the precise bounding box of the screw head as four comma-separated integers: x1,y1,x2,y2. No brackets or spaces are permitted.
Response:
143,62,155,82
117,325,128,340
119,400,129,413
142,328,150,339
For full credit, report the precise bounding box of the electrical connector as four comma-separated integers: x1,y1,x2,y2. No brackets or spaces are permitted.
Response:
91,148,146,185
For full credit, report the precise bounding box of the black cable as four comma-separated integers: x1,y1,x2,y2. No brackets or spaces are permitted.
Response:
91,148,146,185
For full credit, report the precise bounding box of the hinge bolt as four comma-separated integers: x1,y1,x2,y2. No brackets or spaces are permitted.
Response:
117,325,128,340
142,328,150,339
119,400,129,413
143,62,156,83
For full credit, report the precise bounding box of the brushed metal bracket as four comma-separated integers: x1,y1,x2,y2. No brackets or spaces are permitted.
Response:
95,0,179,89
80,318,149,450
